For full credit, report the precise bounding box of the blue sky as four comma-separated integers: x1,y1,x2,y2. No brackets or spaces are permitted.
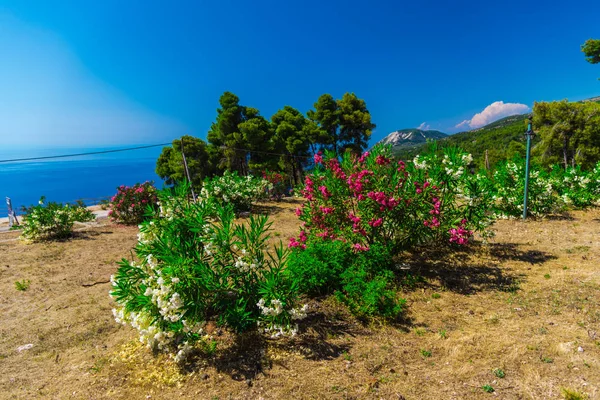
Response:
1,0,599,147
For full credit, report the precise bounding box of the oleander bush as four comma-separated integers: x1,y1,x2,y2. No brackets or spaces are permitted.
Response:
284,144,496,319
21,197,95,241
548,164,599,209
491,159,562,218
200,170,271,213
108,181,158,225
110,185,306,362
262,170,288,201
286,240,405,319
291,144,495,254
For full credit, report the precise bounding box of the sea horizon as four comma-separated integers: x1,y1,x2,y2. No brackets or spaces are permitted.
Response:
0,145,167,214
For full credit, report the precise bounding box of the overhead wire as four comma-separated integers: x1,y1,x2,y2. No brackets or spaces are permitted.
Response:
0,143,171,163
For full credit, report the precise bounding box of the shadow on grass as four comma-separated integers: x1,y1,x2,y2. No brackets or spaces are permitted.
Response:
400,242,555,295
184,304,406,382
544,212,575,221
251,197,303,217
72,230,114,241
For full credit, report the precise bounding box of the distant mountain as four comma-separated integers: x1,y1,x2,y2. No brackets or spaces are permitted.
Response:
387,95,600,168
377,129,448,150
392,113,532,167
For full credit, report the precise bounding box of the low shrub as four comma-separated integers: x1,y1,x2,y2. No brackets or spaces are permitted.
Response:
286,241,405,319
549,164,597,209
109,181,158,225
110,185,306,362
491,159,562,218
286,240,349,296
20,197,95,241
200,171,271,213
262,170,288,201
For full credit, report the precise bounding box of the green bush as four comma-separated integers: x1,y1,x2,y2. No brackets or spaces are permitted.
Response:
200,171,271,213
110,185,306,362
20,197,95,242
109,181,158,225
286,241,405,319
491,159,562,218
285,240,348,296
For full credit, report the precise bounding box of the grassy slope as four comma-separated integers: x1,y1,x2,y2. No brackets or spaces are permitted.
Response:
1,200,599,399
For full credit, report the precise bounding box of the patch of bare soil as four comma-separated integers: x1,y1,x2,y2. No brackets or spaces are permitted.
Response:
0,201,598,400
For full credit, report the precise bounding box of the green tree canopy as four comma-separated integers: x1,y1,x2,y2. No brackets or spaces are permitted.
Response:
272,106,311,184
533,100,600,169
207,92,272,175
156,135,215,189
582,39,600,64
337,92,376,155
307,92,375,157
307,94,339,154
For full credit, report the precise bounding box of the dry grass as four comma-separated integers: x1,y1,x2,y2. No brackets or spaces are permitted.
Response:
0,200,599,399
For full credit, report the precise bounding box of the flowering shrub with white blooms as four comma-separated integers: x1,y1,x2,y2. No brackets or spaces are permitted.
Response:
491,159,562,218
200,170,271,212
548,164,598,209
20,197,95,242
110,184,305,362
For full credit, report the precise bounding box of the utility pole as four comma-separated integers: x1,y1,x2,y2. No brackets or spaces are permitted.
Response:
180,138,197,202
522,117,535,220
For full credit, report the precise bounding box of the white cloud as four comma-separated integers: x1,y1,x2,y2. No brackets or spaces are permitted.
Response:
417,122,430,130
0,14,188,147
455,101,530,130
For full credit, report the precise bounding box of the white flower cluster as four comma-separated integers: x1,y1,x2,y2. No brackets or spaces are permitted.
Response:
174,341,193,363
257,298,283,316
137,220,157,244
200,171,271,210
112,307,174,349
143,275,184,322
262,323,299,338
413,155,428,170
442,154,471,179
289,304,309,320
234,250,260,272
157,201,175,220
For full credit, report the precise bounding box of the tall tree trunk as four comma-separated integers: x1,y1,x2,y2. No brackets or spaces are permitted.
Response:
563,136,570,170
296,158,303,185
290,156,297,186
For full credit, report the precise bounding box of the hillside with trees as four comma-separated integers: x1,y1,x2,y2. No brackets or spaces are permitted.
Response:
393,98,600,170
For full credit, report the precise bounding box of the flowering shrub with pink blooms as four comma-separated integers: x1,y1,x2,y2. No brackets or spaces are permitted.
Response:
292,144,495,255
284,144,495,319
262,170,288,201
109,181,158,225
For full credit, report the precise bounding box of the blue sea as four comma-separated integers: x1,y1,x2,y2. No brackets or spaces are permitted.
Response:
0,146,166,214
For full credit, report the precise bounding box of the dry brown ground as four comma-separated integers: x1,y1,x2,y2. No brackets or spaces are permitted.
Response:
0,199,599,400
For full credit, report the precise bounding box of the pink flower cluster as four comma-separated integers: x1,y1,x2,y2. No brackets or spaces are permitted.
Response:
314,152,324,164
423,196,442,228
449,219,472,245
358,151,370,163
347,169,373,195
109,181,157,225
318,185,331,199
368,218,383,227
327,159,346,180
303,176,315,201
367,191,400,211
319,206,334,214
352,243,370,252
375,155,391,165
